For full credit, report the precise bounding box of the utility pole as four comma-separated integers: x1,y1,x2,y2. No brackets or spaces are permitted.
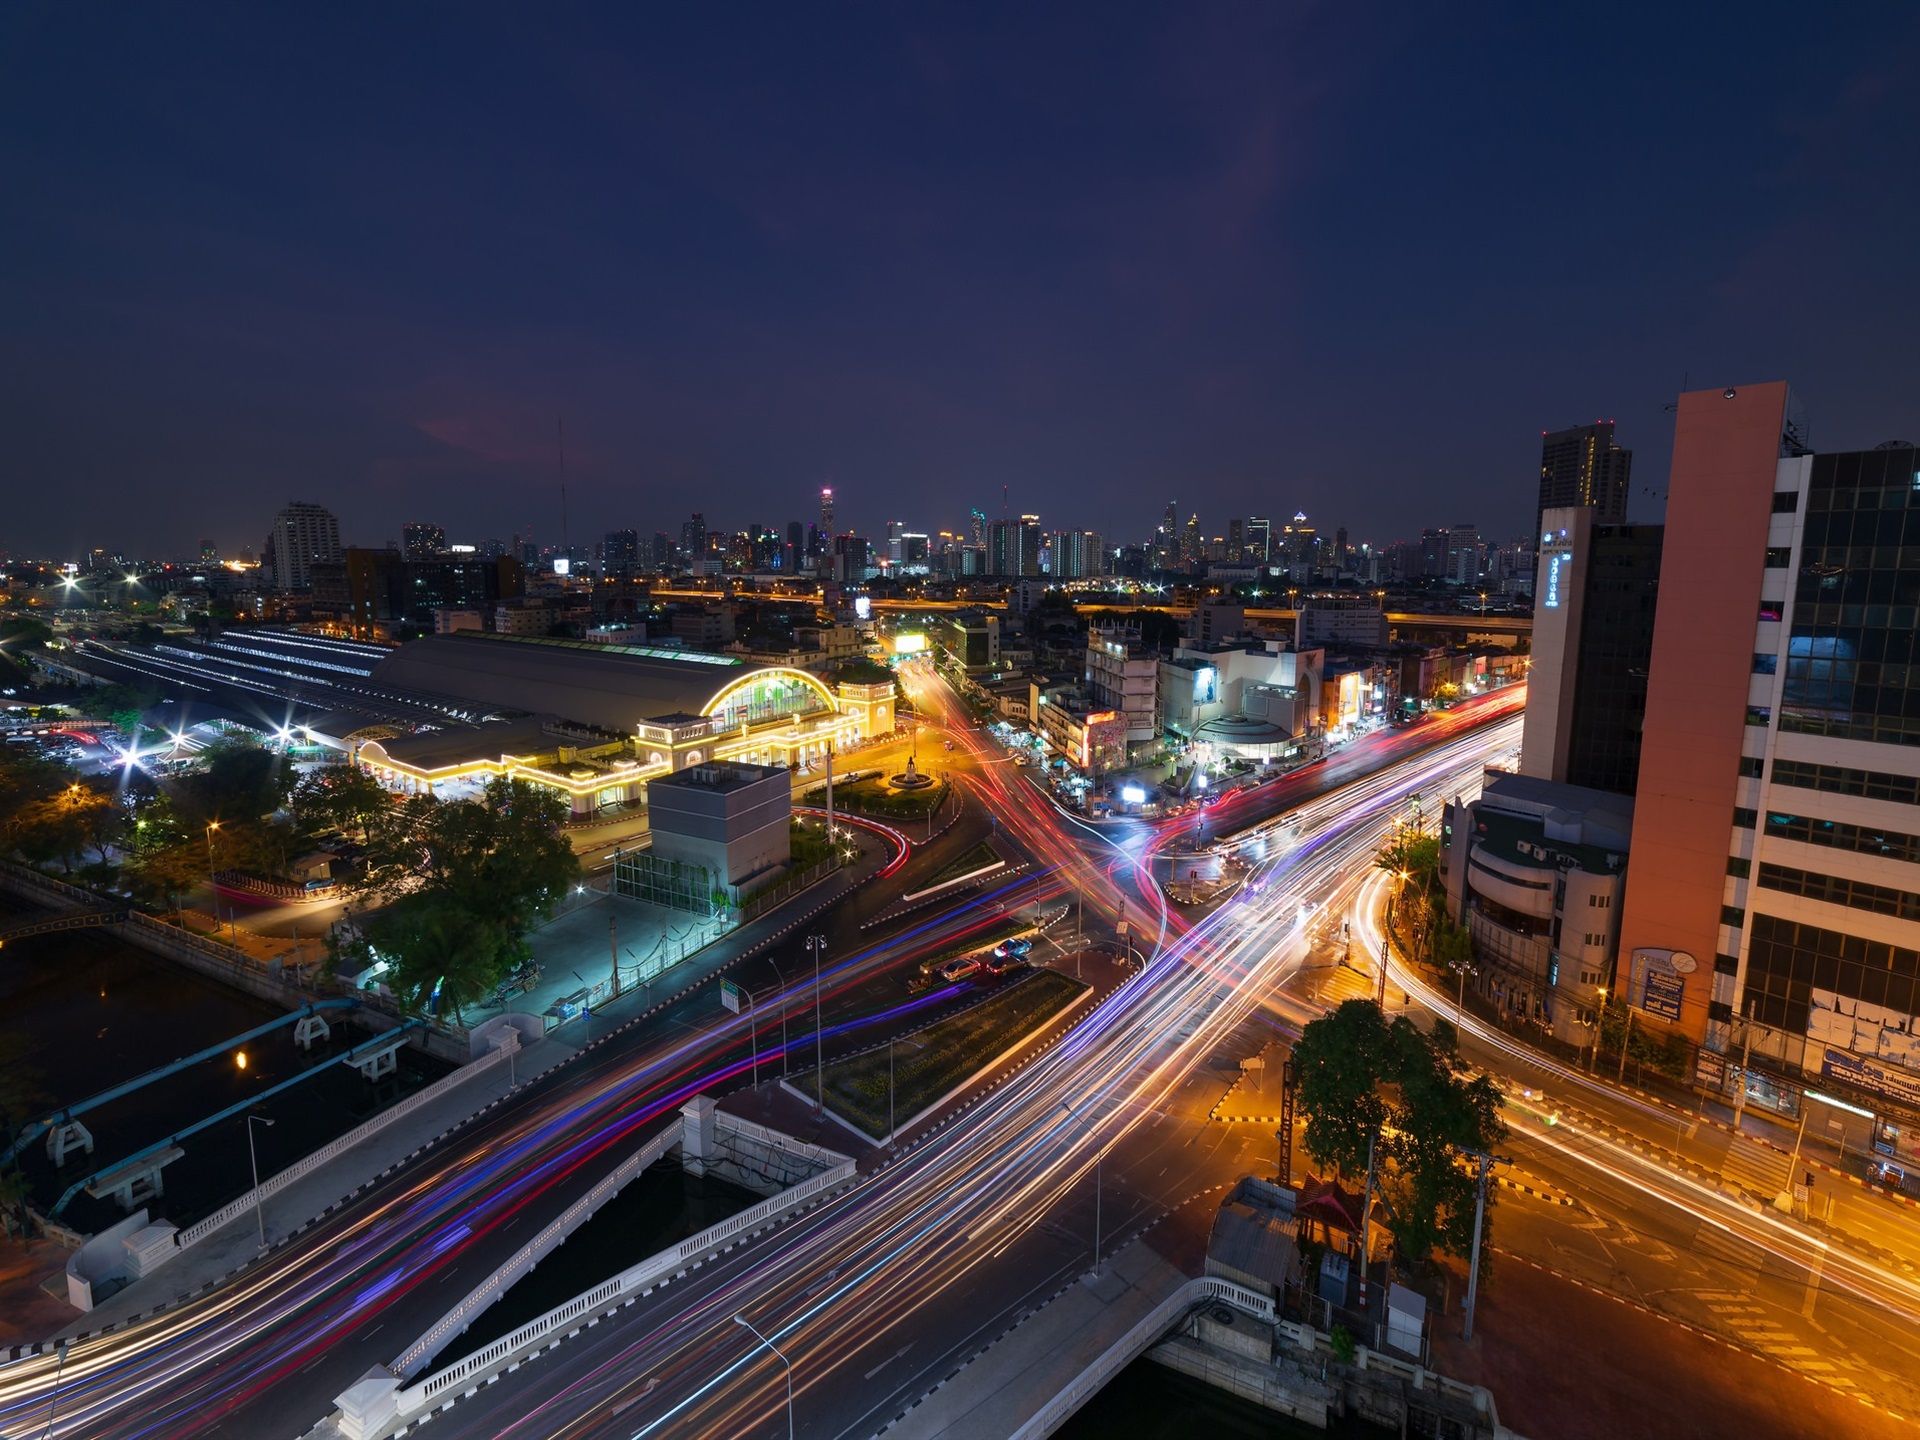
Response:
1463,1149,1496,1341
609,913,620,1000
1617,1002,1635,1084
1732,1002,1754,1131
1357,1127,1378,1317
749,985,760,1089
888,1036,896,1146
767,955,791,1078
806,934,827,1112
824,744,835,854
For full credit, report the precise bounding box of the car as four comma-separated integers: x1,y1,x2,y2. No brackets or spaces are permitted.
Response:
992,937,1034,960
936,956,982,983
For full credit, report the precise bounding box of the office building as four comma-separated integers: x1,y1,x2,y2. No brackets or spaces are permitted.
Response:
1295,593,1388,649
1244,516,1270,564
1537,421,1633,544
1050,529,1103,580
1618,384,1920,1139
602,529,641,572
264,500,343,592
1521,506,1663,796
819,487,835,534
645,761,792,895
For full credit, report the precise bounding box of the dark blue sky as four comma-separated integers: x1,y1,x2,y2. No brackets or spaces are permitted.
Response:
5,4,1918,560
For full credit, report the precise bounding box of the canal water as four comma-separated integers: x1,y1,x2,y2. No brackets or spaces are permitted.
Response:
1057,1359,1396,1438
440,1160,759,1362
0,899,449,1237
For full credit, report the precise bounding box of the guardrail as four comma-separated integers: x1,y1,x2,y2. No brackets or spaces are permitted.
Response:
173,1040,515,1251
389,1151,858,1420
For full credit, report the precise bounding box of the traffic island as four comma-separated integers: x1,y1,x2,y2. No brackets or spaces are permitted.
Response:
808,969,1090,1143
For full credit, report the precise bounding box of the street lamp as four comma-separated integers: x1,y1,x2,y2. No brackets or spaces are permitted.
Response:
40,1338,70,1440
732,1313,795,1440
245,1113,275,1250
805,934,827,1112
765,955,792,1079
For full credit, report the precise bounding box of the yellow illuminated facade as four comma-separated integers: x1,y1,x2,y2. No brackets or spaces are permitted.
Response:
355,667,894,816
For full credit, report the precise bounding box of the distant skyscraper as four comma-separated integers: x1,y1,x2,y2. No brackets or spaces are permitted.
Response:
198,539,219,564
602,528,640,572
1052,530,1104,579
1245,516,1270,564
820,486,835,534
969,508,988,548
681,513,707,570
1538,421,1633,544
265,500,342,591
988,516,1042,577
402,522,446,561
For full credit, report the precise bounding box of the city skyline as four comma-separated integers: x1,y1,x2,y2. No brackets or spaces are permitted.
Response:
7,8,1919,557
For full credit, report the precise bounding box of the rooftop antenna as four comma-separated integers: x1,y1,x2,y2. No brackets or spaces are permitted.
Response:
1002,483,1008,519
556,417,571,558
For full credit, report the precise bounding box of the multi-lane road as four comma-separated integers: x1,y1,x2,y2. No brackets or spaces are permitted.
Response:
14,671,1902,1439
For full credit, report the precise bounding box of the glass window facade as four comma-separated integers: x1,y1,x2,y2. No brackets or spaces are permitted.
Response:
1781,444,1920,746
1771,758,1920,805
1757,861,1920,923
1764,809,1920,865
1564,524,1663,795
1745,912,1920,1034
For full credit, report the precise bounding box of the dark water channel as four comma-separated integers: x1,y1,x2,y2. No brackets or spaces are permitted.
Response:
440,1160,759,1364
0,900,449,1236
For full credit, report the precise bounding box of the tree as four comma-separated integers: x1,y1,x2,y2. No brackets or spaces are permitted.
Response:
291,763,392,842
1292,999,1507,1265
331,778,580,1021
170,736,297,827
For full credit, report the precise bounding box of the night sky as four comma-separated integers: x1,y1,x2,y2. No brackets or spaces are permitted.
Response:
5,5,1918,561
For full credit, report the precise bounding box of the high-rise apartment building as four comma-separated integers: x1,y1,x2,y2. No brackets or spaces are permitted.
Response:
1521,506,1663,797
402,522,447,560
680,513,707,570
1619,384,1920,1142
265,500,343,591
1050,530,1104,580
988,515,1042,577
1538,421,1633,545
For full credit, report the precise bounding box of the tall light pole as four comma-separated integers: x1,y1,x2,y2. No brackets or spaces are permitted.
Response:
40,1338,70,1440
805,934,826,1112
245,1113,275,1250
732,1313,795,1440
205,819,221,886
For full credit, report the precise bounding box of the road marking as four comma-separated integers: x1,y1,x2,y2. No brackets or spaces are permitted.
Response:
864,1342,915,1379
1801,1244,1827,1320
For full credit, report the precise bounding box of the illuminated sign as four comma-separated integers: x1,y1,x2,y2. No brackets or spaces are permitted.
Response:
854,596,872,621
553,557,571,576
892,632,928,656
1193,666,1218,706
1120,784,1148,804
1542,551,1571,609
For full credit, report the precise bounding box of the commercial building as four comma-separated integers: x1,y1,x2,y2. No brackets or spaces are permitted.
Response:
1537,421,1632,547
1158,640,1322,761
1617,383,1920,1146
1521,506,1662,795
936,611,1001,674
264,500,343,592
1031,684,1127,777
1442,774,1633,1047
1295,594,1388,650
355,632,894,817
643,761,792,896
1085,627,1159,750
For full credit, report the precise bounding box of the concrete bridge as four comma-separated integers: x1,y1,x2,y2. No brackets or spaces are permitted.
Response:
0,908,129,945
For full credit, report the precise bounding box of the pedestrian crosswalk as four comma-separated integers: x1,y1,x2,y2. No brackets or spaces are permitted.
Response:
1694,1289,1860,1392
1719,1135,1789,1200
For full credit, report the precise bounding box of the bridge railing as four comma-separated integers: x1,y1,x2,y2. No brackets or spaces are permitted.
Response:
173,1038,516,1251
388,1150,858,1419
